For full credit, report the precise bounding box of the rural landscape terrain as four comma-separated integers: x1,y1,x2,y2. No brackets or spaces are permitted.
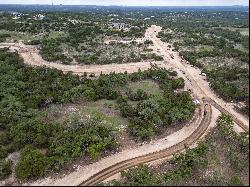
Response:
0,4,249,186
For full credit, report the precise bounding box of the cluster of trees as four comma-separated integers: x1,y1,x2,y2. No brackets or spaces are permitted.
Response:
15,146,49,180
153,10,248,36
0,33,10,42
181,35,228,48
118,90,194,141
144,39,153,45
67,25,104,47
25,39,41,45
106,142,209,186
0,12,149,66
75,54,99,65
0,49,196,180
74,51,163,65
116,67,194,141
140,53,164,61
157,31,173,42
106,114,249,186
156,11,249,67
209,28,246,44
106,26,146,38
178,35,249,65
204,66,249,106
0,49,119,180
40,38,72,64
215,114,249,174
179,50,220,67
0,159,12,180
34,25,154,65
13,112,118,180
163,17,249,109
0,12,79,34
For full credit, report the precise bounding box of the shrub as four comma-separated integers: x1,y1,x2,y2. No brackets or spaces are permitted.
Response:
120,164,159,186
128,89,148,101
144,39,153,45
0,133,10,146
172,78,185,89
26,40,41,45
15,146,49,180
0,146,8,159
62,85,97,102
47,114,117,166
9,120,61,150
119,102,136,118
229,175,244,186
0,159,12,180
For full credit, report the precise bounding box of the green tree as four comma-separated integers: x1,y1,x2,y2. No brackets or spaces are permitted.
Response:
0,159,12,180
15,146,49,180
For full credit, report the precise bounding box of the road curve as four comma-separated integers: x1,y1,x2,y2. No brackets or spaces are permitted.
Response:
0,43,170,76
0,26,248,186
1,34,249,133
80,102,212,186
22,100,205,186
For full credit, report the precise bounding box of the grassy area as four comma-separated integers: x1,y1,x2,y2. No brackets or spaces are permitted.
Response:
44,99,130,132
127,80,163,99
0,30,43,43
0,30,69,43
238,28,249,36
227,27,249,36
48,31,68,39
212,27,249,36
77,101,130,131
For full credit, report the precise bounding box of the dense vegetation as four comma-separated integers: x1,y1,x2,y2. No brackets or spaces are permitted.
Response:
0,33,10,42
105,113,249,186
0,49,194,181
0,159,12,180
0,6,248,184
155,10,249,114
204,66,249,102
117,69,193,141
0,11,161,65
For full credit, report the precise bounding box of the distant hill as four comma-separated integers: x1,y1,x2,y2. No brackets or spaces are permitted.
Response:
0,4,248,13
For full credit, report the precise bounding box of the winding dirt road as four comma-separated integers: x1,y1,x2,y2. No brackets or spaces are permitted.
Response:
1,25,248,186
0,43,170,76
80,103,212,186
1,27,248,132
23,102,212,186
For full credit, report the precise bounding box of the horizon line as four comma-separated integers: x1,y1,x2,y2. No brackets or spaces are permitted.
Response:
0,4,248,7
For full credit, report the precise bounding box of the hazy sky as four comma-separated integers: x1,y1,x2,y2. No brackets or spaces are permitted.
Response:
0,0,249,6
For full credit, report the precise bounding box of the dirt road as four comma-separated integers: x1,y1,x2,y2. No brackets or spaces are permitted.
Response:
146,25,249,131
1,26,248,186
24,103,214,186
0,43,170,76
80,103,212,186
